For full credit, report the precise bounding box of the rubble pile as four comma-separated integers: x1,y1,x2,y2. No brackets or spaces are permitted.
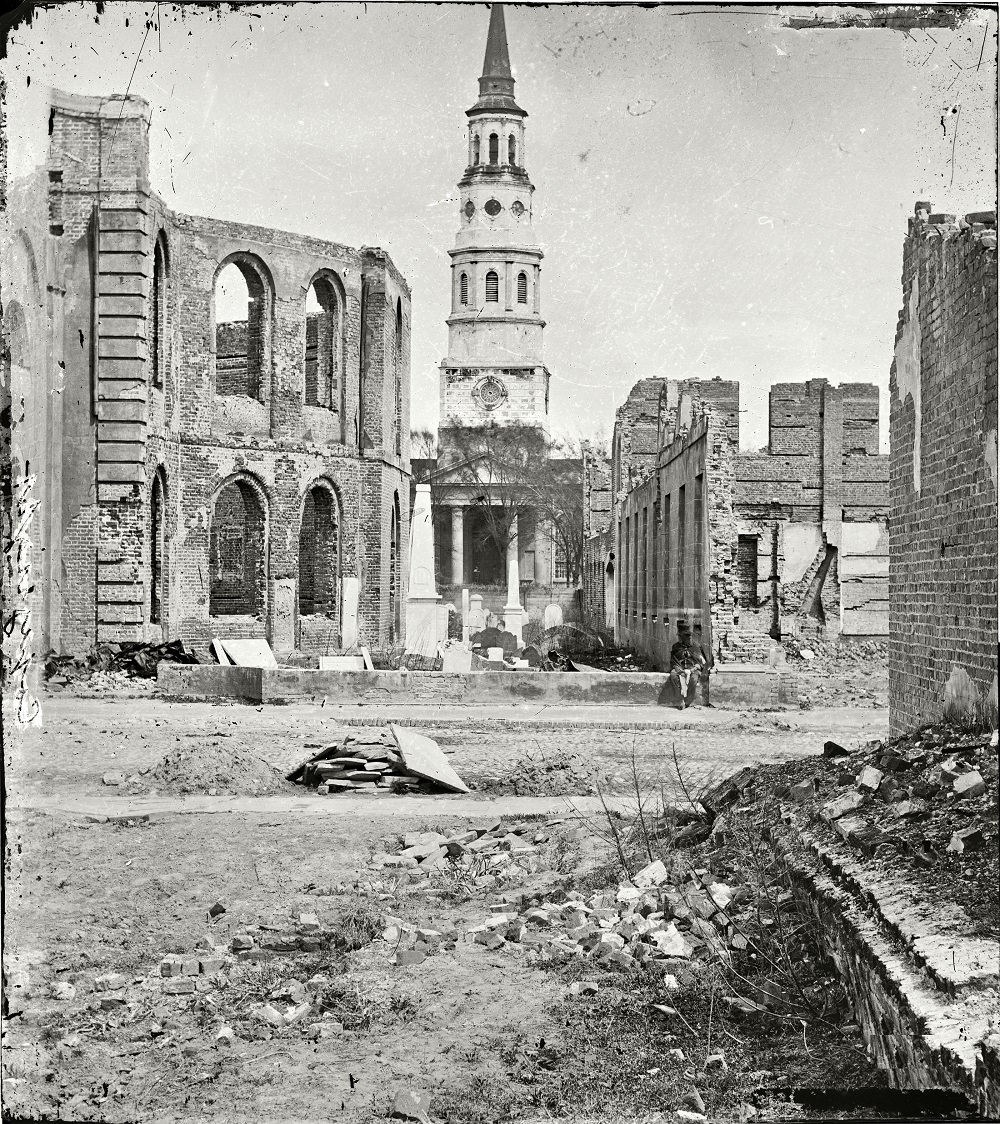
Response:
370,818,554,898
769,723,998,931
784,636,887,709
384,853,758,977
289,725,469,796
474,749,599,797
44,640,199,690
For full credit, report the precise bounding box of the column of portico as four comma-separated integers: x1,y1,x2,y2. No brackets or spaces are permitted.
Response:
451,504,465,586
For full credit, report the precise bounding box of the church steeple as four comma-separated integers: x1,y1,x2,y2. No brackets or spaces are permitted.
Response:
470,4,524,118
439,2,550,434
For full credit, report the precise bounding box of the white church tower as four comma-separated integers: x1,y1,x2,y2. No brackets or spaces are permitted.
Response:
439,3,551,433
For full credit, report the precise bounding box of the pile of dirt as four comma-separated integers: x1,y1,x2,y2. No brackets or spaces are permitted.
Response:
473,749,599,796
141,743,294,797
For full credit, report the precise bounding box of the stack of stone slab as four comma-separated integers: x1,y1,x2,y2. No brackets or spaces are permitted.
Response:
288,724,469,795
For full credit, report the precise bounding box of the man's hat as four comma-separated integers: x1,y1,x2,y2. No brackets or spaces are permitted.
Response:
677,620,692,634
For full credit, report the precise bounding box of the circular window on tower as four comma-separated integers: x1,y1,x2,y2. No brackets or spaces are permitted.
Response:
511,200,525,218
464,200,476,220
484,198,502,218
475,375,508,411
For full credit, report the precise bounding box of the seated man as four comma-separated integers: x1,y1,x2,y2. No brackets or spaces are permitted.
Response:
669,621,708,709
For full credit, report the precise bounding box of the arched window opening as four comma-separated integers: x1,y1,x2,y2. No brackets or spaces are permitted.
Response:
214,259,268,399
508,134,516,165
209,479,266,616
389,493,402,643
305,275,341,409
485,270,499,303
151,234,168,389
517,272,528,304
299,484,340,619
459,273,469,306
488,133,499,163
150,470,166,624
473,134,481,164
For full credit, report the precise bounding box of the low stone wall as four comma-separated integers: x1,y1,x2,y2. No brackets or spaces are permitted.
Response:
773,811,998,1116
157,662,795,708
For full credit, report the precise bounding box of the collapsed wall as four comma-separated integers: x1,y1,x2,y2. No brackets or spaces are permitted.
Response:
889,204,998,734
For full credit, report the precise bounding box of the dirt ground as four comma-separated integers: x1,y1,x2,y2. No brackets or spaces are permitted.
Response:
5,660,934,1124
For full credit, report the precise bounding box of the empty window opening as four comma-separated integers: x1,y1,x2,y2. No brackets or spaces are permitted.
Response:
152,236,167,388
737,534,758,609
215,260,267,399
209,479,266,616
150,471,166,624
459,272,469,306
298,485,340,619
485,270,499,302
508,134,516,164
517,272,528,304
677,485,687,606
389,494,402,642
473,134,481,164
488,133,499,163
305,275,340,409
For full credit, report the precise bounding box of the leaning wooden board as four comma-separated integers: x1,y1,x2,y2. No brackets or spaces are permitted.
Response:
389,725,470,794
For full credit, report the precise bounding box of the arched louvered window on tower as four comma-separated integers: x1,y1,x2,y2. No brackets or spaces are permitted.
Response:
459,273,469,306
517,272,528,304
485,270,499,303
508,134,516,165
489,133,499,163
473,135,480,164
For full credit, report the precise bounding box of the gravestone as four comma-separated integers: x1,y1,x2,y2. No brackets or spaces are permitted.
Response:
341,577,360,649
220,639,278,668
499,630,519,656
467,593,486,636
543,603,564,630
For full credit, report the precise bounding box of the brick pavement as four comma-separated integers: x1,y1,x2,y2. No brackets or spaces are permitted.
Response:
7,693,887,799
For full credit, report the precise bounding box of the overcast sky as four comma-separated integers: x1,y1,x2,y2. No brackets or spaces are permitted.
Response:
5,2,997,450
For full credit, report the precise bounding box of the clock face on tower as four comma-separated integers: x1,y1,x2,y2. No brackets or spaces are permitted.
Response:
474,375,508,410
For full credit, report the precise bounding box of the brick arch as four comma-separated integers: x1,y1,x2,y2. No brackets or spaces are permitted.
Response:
208,471,269,618
297,478,342,624
303,268,345,411
211,252,275,402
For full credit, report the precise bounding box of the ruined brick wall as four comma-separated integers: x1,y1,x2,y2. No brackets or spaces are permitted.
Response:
581,448,613,626
603,375,888,665
735,379,888,641
19,88,412,656
889,204,998,733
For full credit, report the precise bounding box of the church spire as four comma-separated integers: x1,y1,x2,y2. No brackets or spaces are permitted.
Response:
482,4,512,82
469,4,525,119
